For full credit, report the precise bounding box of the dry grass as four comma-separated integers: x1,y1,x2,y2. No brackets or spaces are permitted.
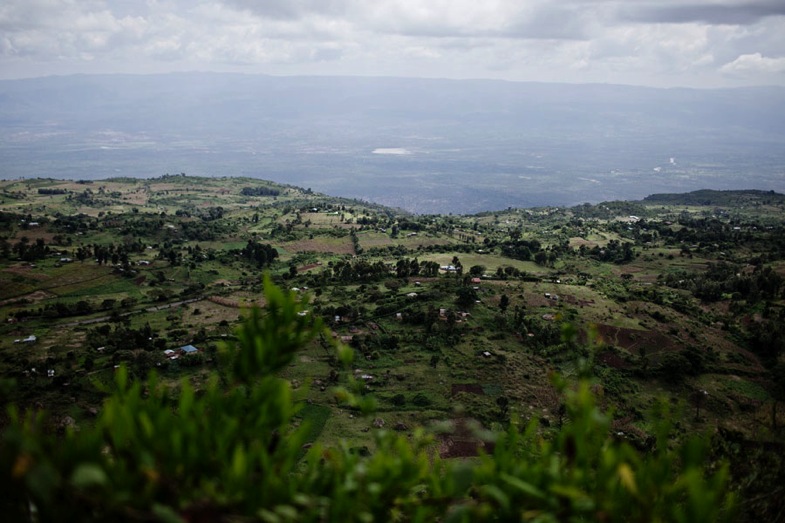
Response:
282,237,355,255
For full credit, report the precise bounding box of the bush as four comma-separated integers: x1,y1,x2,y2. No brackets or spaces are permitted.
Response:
411,392,431,407
0,278,736,522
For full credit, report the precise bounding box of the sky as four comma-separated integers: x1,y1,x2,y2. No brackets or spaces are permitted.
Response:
1,0,785,87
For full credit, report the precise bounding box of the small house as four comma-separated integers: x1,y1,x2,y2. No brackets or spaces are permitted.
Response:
180,344,199,355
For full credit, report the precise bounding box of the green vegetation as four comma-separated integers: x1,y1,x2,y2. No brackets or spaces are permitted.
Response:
1,279,736,521
1,176,784,520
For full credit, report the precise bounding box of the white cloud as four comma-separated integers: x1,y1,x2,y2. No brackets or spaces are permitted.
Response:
0,0,783,87
720,52,785,74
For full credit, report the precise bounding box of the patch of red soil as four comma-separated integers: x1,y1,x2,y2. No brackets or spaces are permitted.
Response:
438,418,495,458
207,296,241,308
597,350,630,369
451,383,485,396
134,275,146,285
563,295,595,307
594,324,678,356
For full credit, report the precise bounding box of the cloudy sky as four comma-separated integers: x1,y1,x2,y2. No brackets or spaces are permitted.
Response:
1,0,784,87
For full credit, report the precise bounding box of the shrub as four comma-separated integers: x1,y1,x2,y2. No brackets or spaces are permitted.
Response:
0,278,736,522
411,392,432,407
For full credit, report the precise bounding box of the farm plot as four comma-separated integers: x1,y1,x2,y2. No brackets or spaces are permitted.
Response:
281,236,355,255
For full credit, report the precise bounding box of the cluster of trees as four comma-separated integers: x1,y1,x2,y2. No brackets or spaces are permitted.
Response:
178,219,235,241
11,297,137,323
240,186,281,197
331,259,389,282
394,258,440,278
668,263,783,303
53,213,99,233
86,323,164,354
66,188,115,207
578,239,635,264
500,239,542,261
120,214,178,239
3,237,51,262
494,265,530,279
239,240,279,269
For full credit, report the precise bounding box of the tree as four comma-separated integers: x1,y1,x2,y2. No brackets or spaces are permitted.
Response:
456,286,479,308
770,363,785,432
499,294,510,313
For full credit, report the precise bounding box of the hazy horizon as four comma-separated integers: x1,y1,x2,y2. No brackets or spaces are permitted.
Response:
1,72,783,214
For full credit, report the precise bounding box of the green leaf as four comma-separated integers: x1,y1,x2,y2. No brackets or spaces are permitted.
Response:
480,484,511,511
152,504,186,523
70,464,107,489
500,473,547,501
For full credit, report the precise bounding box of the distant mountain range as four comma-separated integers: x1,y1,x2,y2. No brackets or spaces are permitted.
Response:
1,73,784,214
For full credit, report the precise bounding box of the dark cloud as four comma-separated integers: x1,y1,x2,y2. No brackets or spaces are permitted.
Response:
363,3,592,41
220,0,349,21
620,2,785,26
502,6,593,40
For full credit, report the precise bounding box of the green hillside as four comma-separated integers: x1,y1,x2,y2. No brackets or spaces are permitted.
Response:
1,176,784,520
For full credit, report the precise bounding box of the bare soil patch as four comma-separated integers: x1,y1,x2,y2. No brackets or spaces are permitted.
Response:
282,238,355,255
207,296,242,308
451,383,485,396
595,324,677,356
569,237,599,248
563,294,595,307
207,295,266,309
438,418,495,459
3,265,50,281
0,290,56,307
597,350,630,369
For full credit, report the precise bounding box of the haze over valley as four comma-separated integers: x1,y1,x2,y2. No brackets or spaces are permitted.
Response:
2,73,783,213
